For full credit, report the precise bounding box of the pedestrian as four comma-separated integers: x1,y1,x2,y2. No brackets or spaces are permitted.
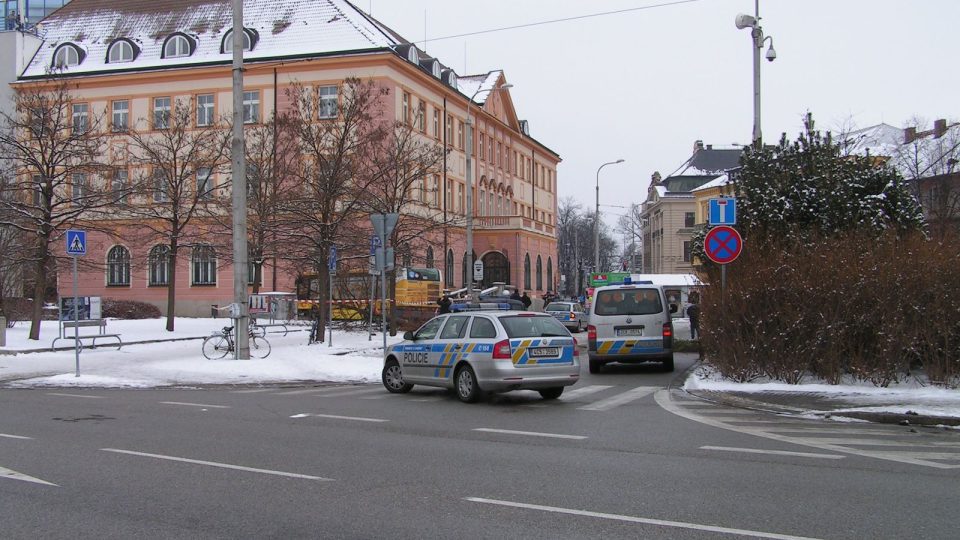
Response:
510,289,522,302
437,295,451,314
521,291,532,310
686,299,701,340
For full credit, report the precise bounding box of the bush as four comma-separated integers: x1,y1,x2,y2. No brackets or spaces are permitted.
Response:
701,231,960,388
102,299,161,319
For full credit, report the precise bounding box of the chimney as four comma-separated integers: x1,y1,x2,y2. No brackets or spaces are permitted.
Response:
904,127,917,145
693,140,704,153
706,144,713,150
934,119,947,139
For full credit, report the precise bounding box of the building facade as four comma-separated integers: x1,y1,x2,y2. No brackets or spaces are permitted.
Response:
13,0,560,315
3,0,69,30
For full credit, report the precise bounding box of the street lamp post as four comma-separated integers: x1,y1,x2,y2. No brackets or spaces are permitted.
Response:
736,0,776,146
594,159,625,273
465,82,512,304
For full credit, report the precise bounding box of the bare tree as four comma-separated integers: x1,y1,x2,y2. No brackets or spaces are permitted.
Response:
891,117,960,240
614,203,643,272
282,78,389,342
125,97,230,331
0,79,112,339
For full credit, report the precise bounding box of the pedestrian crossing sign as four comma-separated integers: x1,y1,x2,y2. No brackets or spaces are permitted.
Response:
66,230,86,256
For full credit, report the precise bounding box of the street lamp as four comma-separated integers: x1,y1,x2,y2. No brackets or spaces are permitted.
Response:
465,82,513,304
735,0,776,146
594,159,624,273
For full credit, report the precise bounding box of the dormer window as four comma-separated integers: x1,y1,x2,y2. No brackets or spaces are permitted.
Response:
222,28,258,53
107,40,136,63
442,69,458,89
407,47,419,64
162,34,195,58
52,44,83,68
431,61,441,78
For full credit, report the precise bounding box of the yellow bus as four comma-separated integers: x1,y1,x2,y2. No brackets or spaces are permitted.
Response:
395,267,442,307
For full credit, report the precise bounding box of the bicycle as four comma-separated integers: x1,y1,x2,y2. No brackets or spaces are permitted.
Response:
202,326,271,359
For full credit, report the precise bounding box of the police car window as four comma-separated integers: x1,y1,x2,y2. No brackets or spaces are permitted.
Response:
595,289,663,316
415,317,444,340
439,316,469,339
469,317,497,339
500,316,569,338
544,303,569,312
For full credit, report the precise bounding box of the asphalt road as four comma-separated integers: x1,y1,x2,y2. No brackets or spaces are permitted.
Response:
2,350,958,539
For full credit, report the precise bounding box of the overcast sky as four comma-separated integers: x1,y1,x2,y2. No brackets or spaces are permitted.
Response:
368,0,960,228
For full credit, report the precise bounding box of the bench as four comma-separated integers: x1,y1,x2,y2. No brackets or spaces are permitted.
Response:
51,319,123,351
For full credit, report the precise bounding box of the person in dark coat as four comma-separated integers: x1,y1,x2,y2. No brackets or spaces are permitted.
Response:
520,292,532,310
686,300,701,340
437,295,451,314
510,289,522,302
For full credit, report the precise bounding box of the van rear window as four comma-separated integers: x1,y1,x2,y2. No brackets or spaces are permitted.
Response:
499,315,569,338
594,289,663,316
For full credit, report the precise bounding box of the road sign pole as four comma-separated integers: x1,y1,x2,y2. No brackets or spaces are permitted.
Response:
73,255,80,377
721,264,727,308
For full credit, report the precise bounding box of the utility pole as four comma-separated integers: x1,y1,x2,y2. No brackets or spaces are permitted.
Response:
231,0,249,359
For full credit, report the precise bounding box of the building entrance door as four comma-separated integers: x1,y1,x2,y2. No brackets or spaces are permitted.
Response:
480,251,510,288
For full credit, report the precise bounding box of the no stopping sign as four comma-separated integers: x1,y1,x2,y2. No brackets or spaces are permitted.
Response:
704,226,743,264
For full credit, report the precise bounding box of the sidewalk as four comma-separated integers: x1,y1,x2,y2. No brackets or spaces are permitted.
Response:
684,367,960,428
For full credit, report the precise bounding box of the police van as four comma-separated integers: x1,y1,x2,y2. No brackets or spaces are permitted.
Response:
382,312,580,403
587,278,676,373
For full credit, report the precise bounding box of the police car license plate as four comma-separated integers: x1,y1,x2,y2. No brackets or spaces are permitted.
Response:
617,328,643,336
529,347,560,357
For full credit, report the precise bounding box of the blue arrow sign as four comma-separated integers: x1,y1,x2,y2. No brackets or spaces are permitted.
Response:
328,246,337,270
370,235,382,256
66,230,86,256
709,198,737,226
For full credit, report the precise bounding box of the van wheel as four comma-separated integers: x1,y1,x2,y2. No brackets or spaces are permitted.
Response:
382,359,413,393
589,358,604,374
538,387,564,400
662,355,675,372
455,365,481,403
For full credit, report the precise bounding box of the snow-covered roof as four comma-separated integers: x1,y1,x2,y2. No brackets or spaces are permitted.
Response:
844,123,902,158
457,70,503,105
22,0,402,78
691,173,730,193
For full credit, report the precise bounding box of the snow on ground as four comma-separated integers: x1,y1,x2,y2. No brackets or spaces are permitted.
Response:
0,318,401,388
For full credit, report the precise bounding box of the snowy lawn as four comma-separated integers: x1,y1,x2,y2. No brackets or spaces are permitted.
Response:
0,318,402,388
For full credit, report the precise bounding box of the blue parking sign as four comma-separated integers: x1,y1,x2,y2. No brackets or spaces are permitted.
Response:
66,230,86,256
708,198,737,226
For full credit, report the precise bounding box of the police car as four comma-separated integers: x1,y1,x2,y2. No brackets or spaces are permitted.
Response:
544,301,588,332
587,278,676,373
382,312,580,403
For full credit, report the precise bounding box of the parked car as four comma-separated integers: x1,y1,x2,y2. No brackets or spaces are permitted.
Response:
586,281,676,373
382,312,580,403
544,301,587,332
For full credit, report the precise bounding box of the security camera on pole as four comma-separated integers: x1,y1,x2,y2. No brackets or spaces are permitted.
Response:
735,0,776,146
371,213,398,354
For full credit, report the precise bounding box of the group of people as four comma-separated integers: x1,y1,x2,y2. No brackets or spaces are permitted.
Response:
436,289,533,314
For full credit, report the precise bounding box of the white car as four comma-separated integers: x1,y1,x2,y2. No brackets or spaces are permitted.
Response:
587,282,676,373
544,301,588,333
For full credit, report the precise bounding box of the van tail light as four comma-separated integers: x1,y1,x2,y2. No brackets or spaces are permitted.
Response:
662,323,672,338
587,325,597,341
572,337,580,358
492,339,513,359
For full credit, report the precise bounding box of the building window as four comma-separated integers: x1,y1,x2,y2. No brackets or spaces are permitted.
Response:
547,258,553,292
685,212,695,228
248,250,262,286
71,173,86,201
432,109,440,139
524,254,531,290
149,245,170,286
242,91,259,124
72,103,88,134
416,99,425,132
461,252,469,286
457,121,464,149
107,40,134,63
222,29,256,53
153,169,168,202
153,97,171,129
112,100,129,132
446,116,453,143
445,249,454,287
431,175,440,207
496,141,502,167
196,94,215,127
191,245,217,285
426,247,435,269
112,168,128,205
683,241,692,262
479,133,485,160
196,167,212,199
318,85,338,119
53,44,81,68
479,189,486,215
163,35,192,58
106,246,131,286
402,92,410,125
458,182,464,214
536,255,543,291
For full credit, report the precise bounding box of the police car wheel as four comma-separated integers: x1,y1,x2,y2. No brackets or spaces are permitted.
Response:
382,359,413,393
588,358,604,374
455,365,481,403
538,387,564,400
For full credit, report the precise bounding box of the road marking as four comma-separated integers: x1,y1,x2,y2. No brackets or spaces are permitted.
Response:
319,387,383,398
578,386,657,411
159,401,230,409
291,413,389,423
700,446,846,460
230,388,275,394
793,437,960,448
0,433,33,440
274,387,346,396
360,394,390,400
46,393,104,399
1,466,58,487
473,428,587,440
464,497,823,540
101,449,332,480
560,385,613,400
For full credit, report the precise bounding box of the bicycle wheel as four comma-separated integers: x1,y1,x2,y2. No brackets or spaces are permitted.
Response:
250,324,266,338
202,335,230,359
249,336,271,359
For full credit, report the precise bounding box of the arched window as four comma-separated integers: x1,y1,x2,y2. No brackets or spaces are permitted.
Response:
401,244,412,268
163,34,193,58
547,257,553,292
488,192,494,216
222,29,257,53
191,244,217,285
148,245,170,286
106,246,130,286
107,40,135,63
523,254,531,290
462,252,469,287
52,44,82,68
536,255,543,291
426,246,435,269
479,189,485,215
445,249,454,288
498,195,503,216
